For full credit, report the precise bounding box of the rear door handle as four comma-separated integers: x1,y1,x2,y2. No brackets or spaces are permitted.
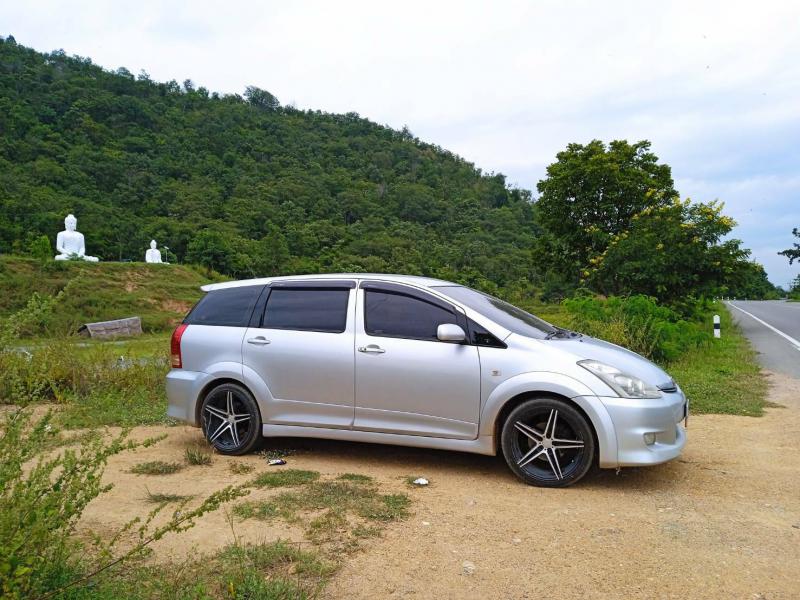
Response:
247,336,271,346
358,344,385,354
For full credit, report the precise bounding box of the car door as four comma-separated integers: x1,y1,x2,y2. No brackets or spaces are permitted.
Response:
354,281,481,439
242,280,356,429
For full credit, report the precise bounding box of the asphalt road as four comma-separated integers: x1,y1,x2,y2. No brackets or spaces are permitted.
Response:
726,300,800,379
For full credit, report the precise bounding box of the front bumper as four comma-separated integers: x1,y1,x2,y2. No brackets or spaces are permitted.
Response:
599,389,688,467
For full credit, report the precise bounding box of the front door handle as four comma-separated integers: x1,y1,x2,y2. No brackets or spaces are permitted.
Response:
247,336,271,346
358,344,385,354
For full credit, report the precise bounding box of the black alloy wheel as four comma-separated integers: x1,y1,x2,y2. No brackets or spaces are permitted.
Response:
501,398,595,487
200,382,262,455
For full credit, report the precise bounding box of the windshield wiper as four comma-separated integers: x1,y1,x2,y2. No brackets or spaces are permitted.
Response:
545,327,583,340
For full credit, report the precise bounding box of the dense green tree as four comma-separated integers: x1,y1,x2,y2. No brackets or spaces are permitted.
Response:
535,140,677,275
585,200,751,304
186,229,233,274
244,86,280,111
778,227,800,264
789,275,800,300
726,261,780,300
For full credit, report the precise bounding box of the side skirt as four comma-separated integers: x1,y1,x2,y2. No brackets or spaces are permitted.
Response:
261,424,496,456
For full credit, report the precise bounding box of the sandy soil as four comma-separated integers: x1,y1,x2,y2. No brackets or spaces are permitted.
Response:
79,371,800,599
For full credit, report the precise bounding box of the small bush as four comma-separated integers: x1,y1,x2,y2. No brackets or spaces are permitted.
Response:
250,469,320,488
130,460,184,475
229,461,255,475
27,234,52,263
185,446,213,466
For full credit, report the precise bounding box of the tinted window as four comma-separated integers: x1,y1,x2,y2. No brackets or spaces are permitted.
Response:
185,286,262,327
432,285,556,340
263,288,349,333
365,290,459,341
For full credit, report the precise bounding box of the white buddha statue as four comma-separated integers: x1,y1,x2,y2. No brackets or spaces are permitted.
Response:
145,240,167,263
55,214,99,262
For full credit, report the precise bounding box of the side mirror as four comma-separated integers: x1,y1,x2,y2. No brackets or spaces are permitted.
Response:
437,323,466,343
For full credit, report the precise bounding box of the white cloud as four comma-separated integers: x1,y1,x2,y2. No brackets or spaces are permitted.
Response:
3,0,799,284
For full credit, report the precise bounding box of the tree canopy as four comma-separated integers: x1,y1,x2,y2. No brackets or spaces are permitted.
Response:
534,141,777,302
778,228,800,265
535,139,677,270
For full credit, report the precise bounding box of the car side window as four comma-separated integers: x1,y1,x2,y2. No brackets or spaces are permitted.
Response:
262,288,349,333
364,289,459,341
184,286,263,327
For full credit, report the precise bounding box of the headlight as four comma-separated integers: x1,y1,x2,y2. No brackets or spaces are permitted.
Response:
578,360,662,399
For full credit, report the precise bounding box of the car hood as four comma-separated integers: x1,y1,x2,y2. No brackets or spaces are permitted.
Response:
546,336,675,389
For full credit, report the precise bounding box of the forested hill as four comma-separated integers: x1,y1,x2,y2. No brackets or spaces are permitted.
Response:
0,36,537,289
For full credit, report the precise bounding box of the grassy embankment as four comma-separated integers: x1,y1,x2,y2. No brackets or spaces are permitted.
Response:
667,304,768,416
524,299,767,417
0,255,215,334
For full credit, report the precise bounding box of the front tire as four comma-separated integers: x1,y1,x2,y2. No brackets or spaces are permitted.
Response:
501,398,595,487
200,383,262,455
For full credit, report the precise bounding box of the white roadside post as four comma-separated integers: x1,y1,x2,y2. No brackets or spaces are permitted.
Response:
713,314,721,338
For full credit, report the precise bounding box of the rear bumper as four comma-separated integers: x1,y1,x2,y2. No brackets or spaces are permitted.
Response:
166,369,205,426
599,389,688,467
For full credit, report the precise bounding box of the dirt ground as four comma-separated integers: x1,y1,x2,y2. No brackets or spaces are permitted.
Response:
81,371,800,599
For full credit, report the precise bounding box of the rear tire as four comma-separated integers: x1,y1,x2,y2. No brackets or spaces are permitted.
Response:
501,398,595,487
200,383,262,455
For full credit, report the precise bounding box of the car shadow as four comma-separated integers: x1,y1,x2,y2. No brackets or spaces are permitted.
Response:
259,436,690,491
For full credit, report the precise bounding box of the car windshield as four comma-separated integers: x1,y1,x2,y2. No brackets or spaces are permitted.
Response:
432,285,558,340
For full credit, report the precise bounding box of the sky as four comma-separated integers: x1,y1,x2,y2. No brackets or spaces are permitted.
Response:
3,0,799,287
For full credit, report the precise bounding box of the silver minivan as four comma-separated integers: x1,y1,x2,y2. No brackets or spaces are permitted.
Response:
167,274,687,487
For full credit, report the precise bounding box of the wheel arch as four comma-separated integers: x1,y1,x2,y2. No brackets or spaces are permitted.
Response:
492,391,598,459
480,372,619,468
194,377,257,426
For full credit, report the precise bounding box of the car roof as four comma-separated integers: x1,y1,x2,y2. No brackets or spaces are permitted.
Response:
200,273,456,292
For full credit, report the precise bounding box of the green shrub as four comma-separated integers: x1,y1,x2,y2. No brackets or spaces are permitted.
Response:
562,294,709,362
0,410,139,598
27,235,53,263
0,407,247,599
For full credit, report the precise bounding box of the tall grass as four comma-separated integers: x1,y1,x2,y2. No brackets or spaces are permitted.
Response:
0,289,169,427
562,294,710,362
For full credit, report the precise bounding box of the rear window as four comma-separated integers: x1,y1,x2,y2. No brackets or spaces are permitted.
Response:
184,286,262,327
262,288,349,333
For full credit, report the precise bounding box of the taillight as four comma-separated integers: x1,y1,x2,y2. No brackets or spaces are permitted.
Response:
171,323,188,368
